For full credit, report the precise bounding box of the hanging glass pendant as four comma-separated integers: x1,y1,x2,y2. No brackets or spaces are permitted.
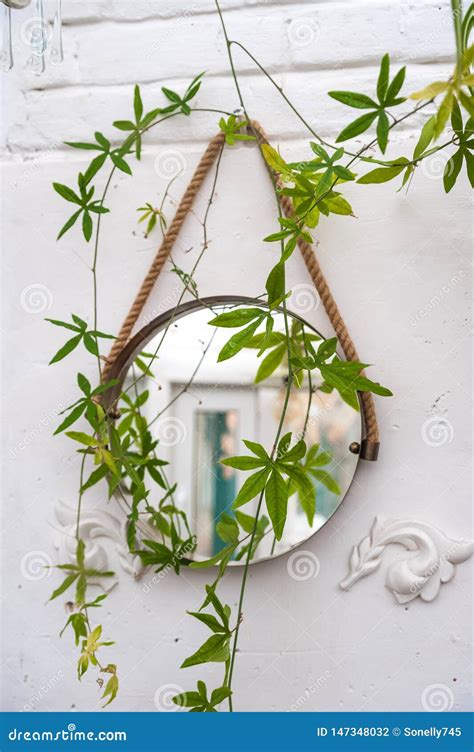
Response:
50,0,62,65
0,3,13,72
1,0,64,74
27,0,46,75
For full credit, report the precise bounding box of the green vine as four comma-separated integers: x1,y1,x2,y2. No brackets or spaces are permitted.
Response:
46,1,473,711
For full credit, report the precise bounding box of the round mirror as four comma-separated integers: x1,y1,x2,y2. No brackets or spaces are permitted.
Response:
105,297,362,565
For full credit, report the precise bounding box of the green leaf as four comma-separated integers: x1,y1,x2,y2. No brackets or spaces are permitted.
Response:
113,120,135,131
464,149,474,187
217,319,263,362
377,54,390,103
385,67,406,104
221,455,266,470
284,465,316,526
101,674,119,707
261,143,287,172
188,611,228,634
376,110,389,153
45,318,81,333
233,468,269,509
111,153,132,175
172,691,204,708
83,153,108,186
443,148,464,192
310,469,341,494
49,573,78,601
134,85,143,123
266,262,285,306
328,91,378,109
210,687,232,706
242,440,270,459
255,344,286,383
435,89,454,139
82,211,93,242
413,116,436,160
81,464,108,492
336,111,378,142
208,308,264,328
53,183,82,205
216,513,239,544
54,402,86,435
265,469,288,540
181,633,230,668
57,209,83,240
64,141,101,151
83,332,99,356
49,334,82,364
357,162,407,184
65,431,97,447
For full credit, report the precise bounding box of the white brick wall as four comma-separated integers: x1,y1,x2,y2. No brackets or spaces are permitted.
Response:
1,0,472,713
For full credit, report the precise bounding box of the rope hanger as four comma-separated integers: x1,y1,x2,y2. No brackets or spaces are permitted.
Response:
103,120,380,461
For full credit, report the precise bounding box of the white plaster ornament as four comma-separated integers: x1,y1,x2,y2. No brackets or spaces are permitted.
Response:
340,516,474,604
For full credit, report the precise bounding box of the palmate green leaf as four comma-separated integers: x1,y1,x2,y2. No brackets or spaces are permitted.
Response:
265,469,288,540
65,431,97,447
336,111,378,143
443,148,464,192
82,153,108,186
181,633,230,668
232,468,269,509
208,308,264,328
255,343,286,383
464,149,474,188
217,318,264,362
328,91,378,109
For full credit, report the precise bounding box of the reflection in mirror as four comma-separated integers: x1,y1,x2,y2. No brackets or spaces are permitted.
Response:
115,301,361,565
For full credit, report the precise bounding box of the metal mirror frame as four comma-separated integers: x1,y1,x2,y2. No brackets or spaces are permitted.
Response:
102,296,363,565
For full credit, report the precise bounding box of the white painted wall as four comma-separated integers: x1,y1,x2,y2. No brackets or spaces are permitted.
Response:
1,0,472,713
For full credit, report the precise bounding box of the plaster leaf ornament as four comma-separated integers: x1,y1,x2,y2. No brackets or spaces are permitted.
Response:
53,501,145,590
340,516,474,603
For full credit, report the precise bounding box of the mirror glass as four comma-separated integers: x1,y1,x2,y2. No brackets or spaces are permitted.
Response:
115,299,361,564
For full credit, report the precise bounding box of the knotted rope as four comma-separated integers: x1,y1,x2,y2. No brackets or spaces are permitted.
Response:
103,122,380,460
